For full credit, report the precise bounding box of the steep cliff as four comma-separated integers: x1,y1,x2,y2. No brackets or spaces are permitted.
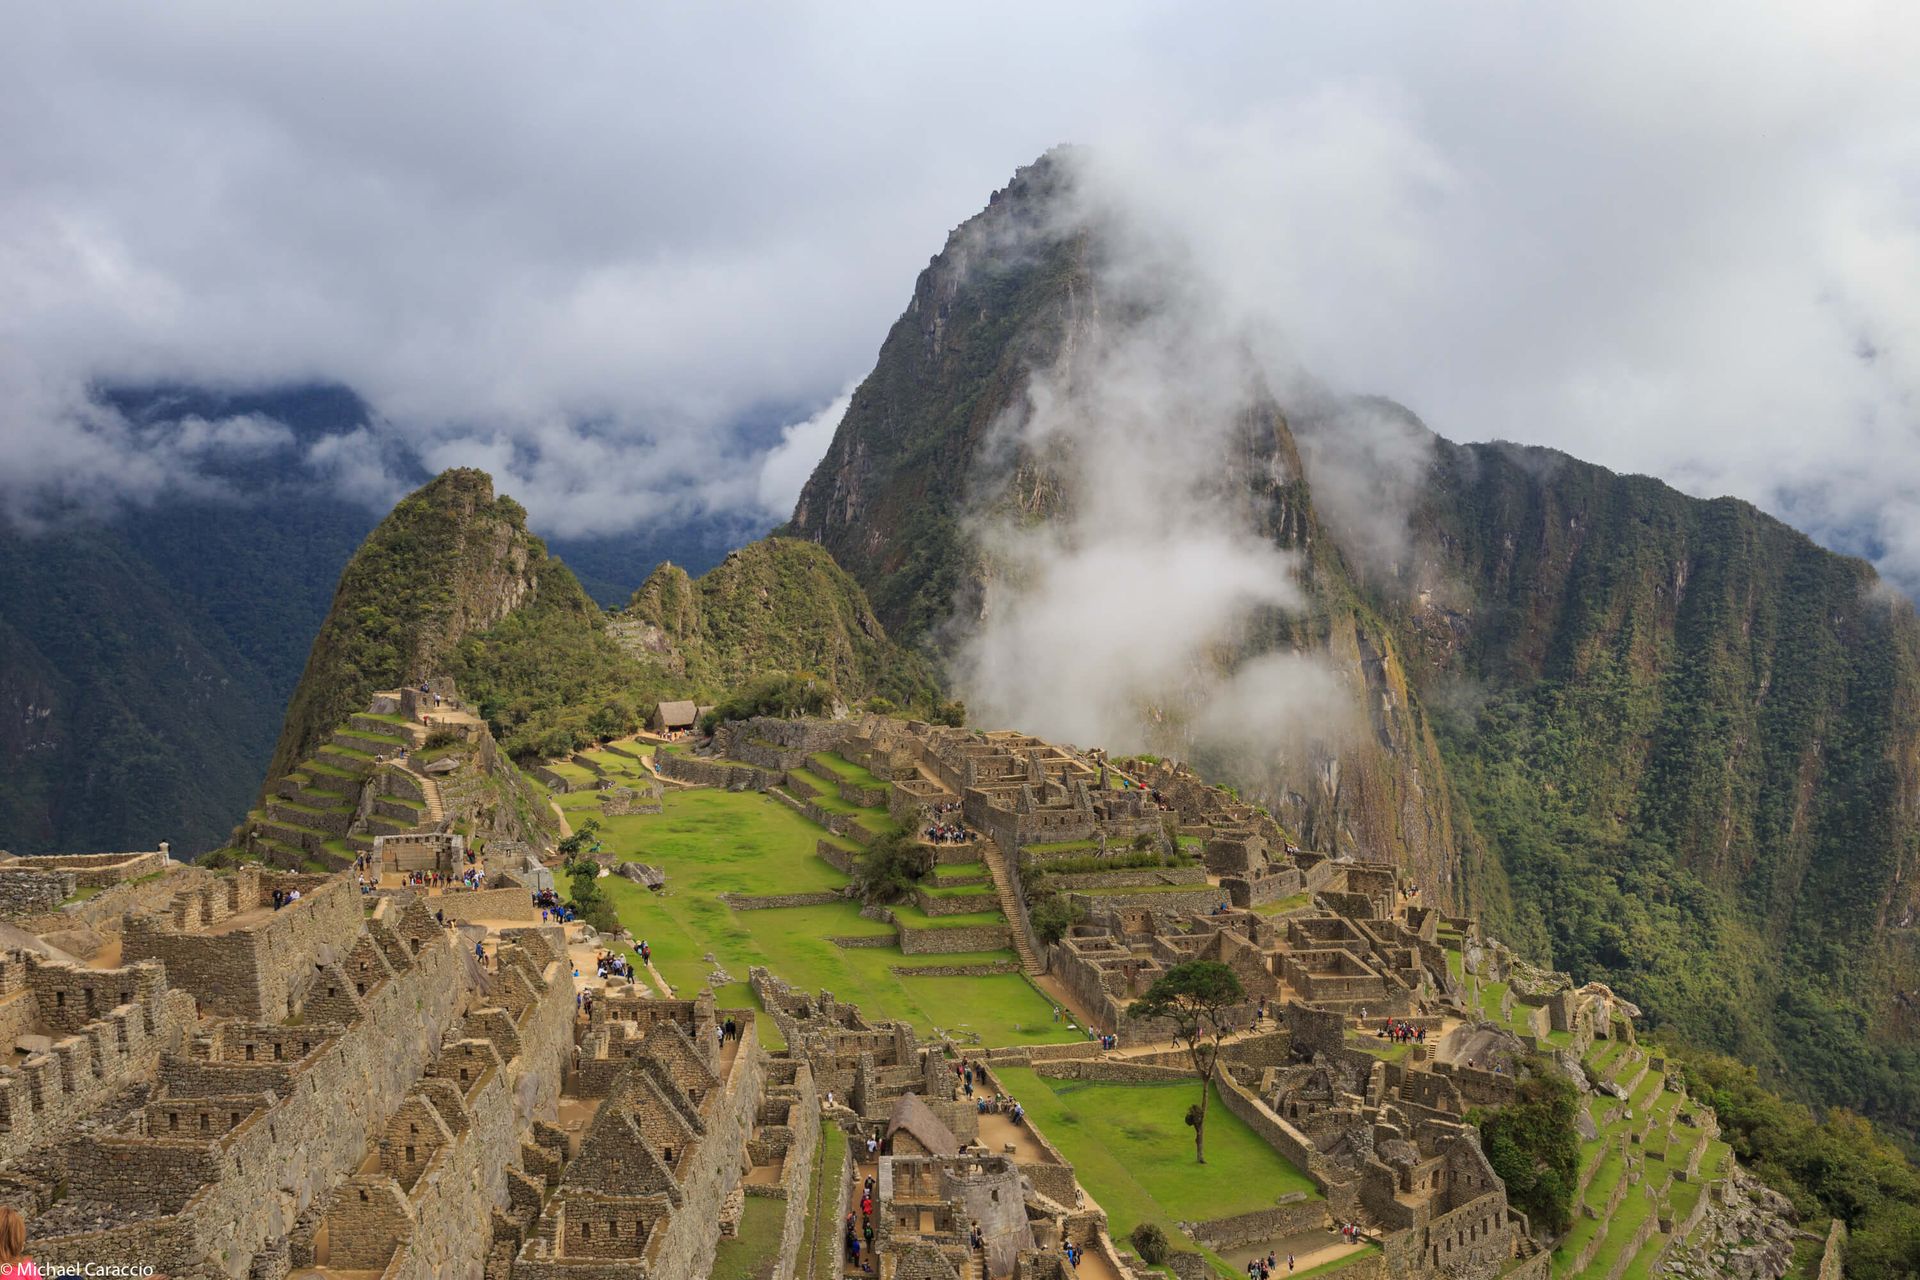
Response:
783,152,1920,1132
264,468,567,785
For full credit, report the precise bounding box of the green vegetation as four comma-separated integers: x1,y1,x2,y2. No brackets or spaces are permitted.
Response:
450,566,683,760
1029,892,1085,944
709,1193,785,1280
1670,1048,1920,1279
996,1066,1317,1275
702,672,836,733
562,787,1069,1046
1127,960,1247,1164
800,1124,848,1280
1470,1060,1580,1235
852,830,926,904
265,468,555,783
622,539,943,715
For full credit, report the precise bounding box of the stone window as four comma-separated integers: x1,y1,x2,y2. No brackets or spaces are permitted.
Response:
53,992,63,1008
244,1044,255,1061
273,1043,283,1061
167,1113,178,1131
581,1223,592,1241
200,1114,209,1132
230,1112,240,1127
406,1145,416,1163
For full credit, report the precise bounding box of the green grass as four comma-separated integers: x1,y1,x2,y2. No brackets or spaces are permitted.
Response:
888,902,1007,930
543,760,598,784
709,1191,786,1279
588,789,1073,1047
358,711,414,726
929,862,987,882
1445,948,1466,986
1024,839,1101,855
917,881,998,900
802,1125,847,1280
807,751,890,790
995,1067,1317,1274
59,885,107,905
1347,1032,1414,1062
1254,892,1312,916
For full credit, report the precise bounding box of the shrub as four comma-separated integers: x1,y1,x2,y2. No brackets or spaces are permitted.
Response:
1030,893,1084,945
1469,1060,1579,1235
1129,1223,1169,1265
853,831,927,905
422,728,464,751
701,671,835,732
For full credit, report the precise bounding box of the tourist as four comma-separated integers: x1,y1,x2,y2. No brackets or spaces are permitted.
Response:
1287,1254,1295,1273
0,1205,38,1278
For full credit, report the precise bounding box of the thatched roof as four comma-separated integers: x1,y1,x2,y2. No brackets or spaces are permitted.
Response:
884,1092,959,1157
654,700,698,729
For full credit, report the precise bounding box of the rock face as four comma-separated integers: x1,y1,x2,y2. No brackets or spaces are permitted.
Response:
780,149,1920,1136
1656,1168,1799,1280
263,469,563,789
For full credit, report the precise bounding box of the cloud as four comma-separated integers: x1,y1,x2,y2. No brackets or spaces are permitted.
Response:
757,388,853,519
0,2,1916,592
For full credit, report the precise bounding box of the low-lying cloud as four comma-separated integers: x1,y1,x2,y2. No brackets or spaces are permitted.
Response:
1,3,1917,595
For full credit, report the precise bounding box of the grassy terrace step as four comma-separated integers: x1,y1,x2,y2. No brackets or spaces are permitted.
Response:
919,881,999,900
1619,1226,1671,1280
930,861,987,882
889,902,1007,930
1586,1185,1657,1277
322,838,354,859
1627,1070,1666,1113
318,745,377,771
338,726,409,746
807,751,891,790
302,757,359,780
273,798,348,817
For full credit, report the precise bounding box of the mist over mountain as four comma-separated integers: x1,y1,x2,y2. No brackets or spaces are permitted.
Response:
0,383,763,857
787,151,1920,1136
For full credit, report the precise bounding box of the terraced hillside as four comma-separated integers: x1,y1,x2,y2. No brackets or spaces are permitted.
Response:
1552,1036,1734,1280
544,745,1073,1048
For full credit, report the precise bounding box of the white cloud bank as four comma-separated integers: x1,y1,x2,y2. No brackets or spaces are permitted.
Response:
1,2,1917,589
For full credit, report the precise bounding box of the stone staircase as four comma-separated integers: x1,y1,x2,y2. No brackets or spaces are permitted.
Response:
978,839,1045,975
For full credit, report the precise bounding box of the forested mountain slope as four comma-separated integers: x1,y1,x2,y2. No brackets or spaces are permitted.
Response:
783,152,1920,1133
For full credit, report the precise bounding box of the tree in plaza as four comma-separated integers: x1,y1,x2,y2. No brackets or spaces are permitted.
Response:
1127,959,1246,1163
558,818,601,860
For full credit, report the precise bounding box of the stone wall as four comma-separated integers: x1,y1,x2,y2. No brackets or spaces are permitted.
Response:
1817,1217,1847,1280
656,752,779,791
895,922,1013,955
0,869,76,919
35,921,472,1279
1188,1197,1327,1250
0,955,196,1158
122,870,364,1019
320,946,573,1280
438,887,541,923
725,891,846,911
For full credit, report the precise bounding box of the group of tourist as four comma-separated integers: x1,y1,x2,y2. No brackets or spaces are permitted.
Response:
923,821,971,844
593,950,635,982
954,1057,982,1097
268,886,303,910
1377,1018,1426,1045
713,1017,742,1045
973,1093,1022,1123
844,1172,880,1271
532,889,579,924
1092,1031,1118,1050
1338,1221,1366,1245
1245,1248,1295,1276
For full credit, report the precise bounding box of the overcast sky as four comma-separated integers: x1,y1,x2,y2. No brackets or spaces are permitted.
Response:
4,3,1919,588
